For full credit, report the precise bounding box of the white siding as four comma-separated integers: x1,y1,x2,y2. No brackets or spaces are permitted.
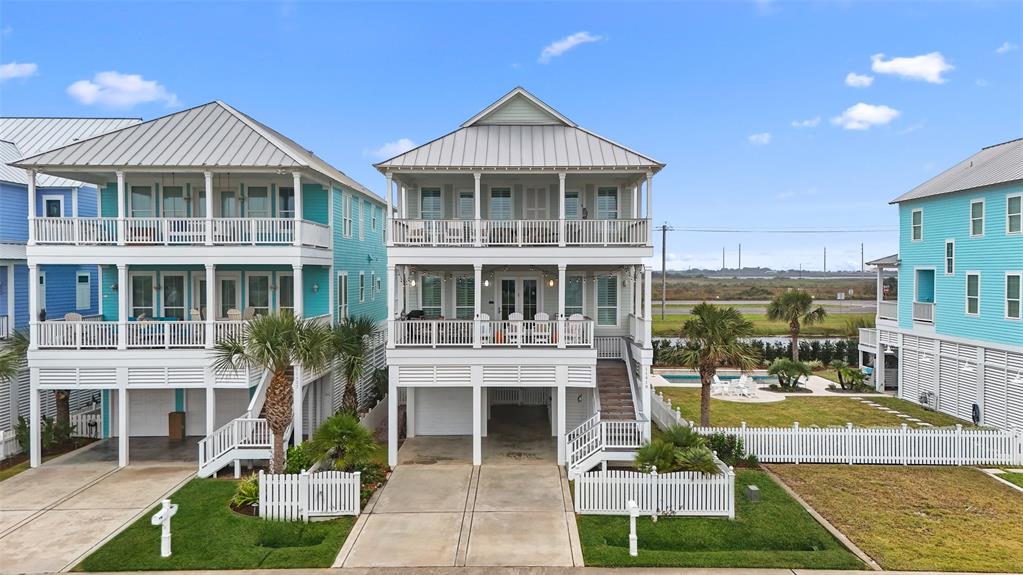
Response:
183,388,249,436
565,386,596,430
414,387,473,435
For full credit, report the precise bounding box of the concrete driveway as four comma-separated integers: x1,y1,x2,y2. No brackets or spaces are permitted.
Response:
337,463,582,568
0,442,194,573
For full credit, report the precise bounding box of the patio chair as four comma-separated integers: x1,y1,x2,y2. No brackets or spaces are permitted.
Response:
710,375,728,396
564,313,586,345
533,312,551,344
63,312,82,322
242,307,256,320
226,308,242,321
506,312,523,344
190,308,202,322
478,312,492,345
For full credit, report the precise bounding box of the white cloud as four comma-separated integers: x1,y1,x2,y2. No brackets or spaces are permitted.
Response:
975,78,989,87
748,132,772,146
0,61,38,81
845,72,874,88
791,117,820,128
996,41,1019,54
67,71,179,108
538,32,602,64
366,138,416,160
831,103,900,130
870,52,953,84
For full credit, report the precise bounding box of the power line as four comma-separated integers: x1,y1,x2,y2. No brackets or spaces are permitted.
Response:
671,227,895,234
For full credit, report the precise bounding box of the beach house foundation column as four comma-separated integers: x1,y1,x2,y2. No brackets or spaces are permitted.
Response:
116,170,126,246
634,265,643,343
117,264,128,349
556,384,566,465
293,172,303,247
292,264,303,317
27,264,38,349
406,388,415,438
644,266,653,347
645,172,653,246
204,171,214,245
292,365,303,448
118,386,128,467
5,265,14,337
387,371,398,467
558,264,566,349
29,377,40,467
558,172,567,247
473,172,482,247
205,385,216,437
473,385,482,465
27,169,36,245
474,264,483,348
385,172,393,247
386,265,395,347
205,264,215,348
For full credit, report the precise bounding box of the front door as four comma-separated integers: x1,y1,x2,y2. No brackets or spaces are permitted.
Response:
497,277,539,320
220,191,239,217
524,187,548,220
218,276,240,319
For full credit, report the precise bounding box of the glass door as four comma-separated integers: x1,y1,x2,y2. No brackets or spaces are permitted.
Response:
522,279,538,319
220,191,238,217
278,274,294,315
219,277,239,319
193,277,207,320
500,279,516,320
162,274,185,319
498,278,539,319
130,274,154,318
247,274,270,316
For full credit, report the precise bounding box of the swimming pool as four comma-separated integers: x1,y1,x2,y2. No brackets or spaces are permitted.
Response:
660,373,773,384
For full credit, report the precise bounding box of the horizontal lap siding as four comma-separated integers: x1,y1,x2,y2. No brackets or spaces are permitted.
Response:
40,265,98,319
0,182,29,242
332,185,387,323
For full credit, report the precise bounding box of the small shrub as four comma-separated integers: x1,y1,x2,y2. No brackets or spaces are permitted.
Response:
675,445,721,475
804,359,824,371
659,424,705,451
706,432,759,467
285,443,314,474
768,358,812,389
635,439,676,473
231,475,260,508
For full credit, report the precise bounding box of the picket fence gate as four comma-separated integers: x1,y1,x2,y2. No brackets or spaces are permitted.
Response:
692,422,1023,466
0,430,20,460
575,461,735,519
258,470,361,521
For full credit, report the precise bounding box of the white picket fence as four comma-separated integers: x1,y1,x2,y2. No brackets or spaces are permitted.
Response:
575,459,735,518
258,469,361,521
0,429,20,460
692,422,1023,466
651,390,687,430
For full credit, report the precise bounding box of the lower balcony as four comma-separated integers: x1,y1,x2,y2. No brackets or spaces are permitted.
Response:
392,318,594,348
912,301,934,324
877,301,898,321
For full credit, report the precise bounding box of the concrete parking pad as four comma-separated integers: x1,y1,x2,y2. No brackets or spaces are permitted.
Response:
56,464,193,510
0,460,114,512
373,464,472,513
343,512,463,567
466,511,573,566
474,464,564,512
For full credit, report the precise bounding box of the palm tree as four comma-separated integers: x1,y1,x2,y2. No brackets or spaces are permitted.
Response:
1,330,72,437
766,290,827,361
332,315,377,413
213,312,333,473
306,412,379,471
671,303,758,426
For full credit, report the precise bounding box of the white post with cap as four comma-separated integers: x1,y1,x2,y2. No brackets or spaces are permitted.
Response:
116,170,126,246
27,169,36,245
293,172,303,246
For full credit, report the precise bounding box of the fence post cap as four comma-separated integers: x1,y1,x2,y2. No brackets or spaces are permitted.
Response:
847,422,853,429
793,421,800,428
741,421,747,428
956,424,963,430
901,423,908,429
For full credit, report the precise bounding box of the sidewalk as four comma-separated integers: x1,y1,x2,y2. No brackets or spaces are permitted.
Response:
71,568,1022,574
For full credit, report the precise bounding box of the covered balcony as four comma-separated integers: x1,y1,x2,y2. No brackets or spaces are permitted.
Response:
867,254,899,322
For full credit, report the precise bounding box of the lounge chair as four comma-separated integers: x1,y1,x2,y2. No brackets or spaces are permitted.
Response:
506,312,523,344
533,312,551,344
226,308,242,321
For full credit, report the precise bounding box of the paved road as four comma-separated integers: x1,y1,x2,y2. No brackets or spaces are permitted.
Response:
655,300,876,315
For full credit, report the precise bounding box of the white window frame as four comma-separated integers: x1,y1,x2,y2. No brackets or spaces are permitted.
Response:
128,271,157,319
420,187,443,220
245,186,271,218
1006,272,1021,320
595,273,620,327
216,272,241,320
75,271,91,310
277,271,295,315
337,272,349,320
564,190,581,220
965,272,980,316
1007,193,1022,235
969,198,984,237
371,203,378,231
564,274,586,317
489,187,513,220
944,240,955,276
360,199,367,240
246,272,272,316
161,186,187,218
160,272,187,320
41,194,65,218
454,274,475,320
419,274,443,318
911,208,923,242
343,194,353,238
457,189,474,220
596,186,620,220
359,271,366,303
130,185,156,218
370,271,376,301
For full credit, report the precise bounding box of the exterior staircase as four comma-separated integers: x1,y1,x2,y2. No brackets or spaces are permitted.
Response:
596,360,637,420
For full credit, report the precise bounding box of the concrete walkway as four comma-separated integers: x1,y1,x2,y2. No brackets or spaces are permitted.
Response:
57,568,1011,574
336,463,581,568
0,441,195,573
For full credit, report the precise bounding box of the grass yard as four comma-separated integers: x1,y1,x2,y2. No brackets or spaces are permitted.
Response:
576,469,863,568
76,478,354,571
998,472,1023,489
652,312,873,337
657,388,962,428
768,465,1023,573
868,396,972,427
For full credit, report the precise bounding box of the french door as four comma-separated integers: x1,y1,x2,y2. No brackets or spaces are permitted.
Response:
129,273,155,318
218,275,240,319
247,274,271,316
162,274,186,319
524,187,548,220
497,277,539,320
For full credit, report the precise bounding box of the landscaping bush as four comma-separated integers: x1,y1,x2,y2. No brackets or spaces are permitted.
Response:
307,413,379,471
706,432,759,468
635,424,721,475
767,358,811,390
826,360,872,393
655,338,858,368
231,474,260,509
284,443,314,473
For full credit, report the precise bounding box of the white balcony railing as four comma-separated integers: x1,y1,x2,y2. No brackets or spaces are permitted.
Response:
390,218,650,247
877,301,898,321
859,328,877,348
391,318,594,348
31,217,329,248
912,301,934,323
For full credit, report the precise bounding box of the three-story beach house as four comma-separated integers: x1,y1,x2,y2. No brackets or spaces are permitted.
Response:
860,138,1023,429
1,117,141,430
13,102,387,472
376,88,663,472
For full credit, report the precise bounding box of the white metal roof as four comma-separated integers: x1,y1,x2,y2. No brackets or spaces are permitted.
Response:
14,101,379,200
0,117,141,157
866,254,900,267
0,140,86,188
891,138,1023,203
375,87,664,172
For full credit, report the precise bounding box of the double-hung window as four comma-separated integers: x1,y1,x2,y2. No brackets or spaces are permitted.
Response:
371,205,378,231
420,188,442,220
911,209,923,241
370,271,376,300
970,199,984,237
966,273,980,316
944,241,955,275
458,191,474,219
596,187,619,220
489,188,512,220
596,275,618,326
1008,194,1022,235
337,272,349,320
1007,273,1021,320
343,194,353,237
564,191,580,220
455,276,475,320
360,200,367,240
565,276,584,317
420,275,442,318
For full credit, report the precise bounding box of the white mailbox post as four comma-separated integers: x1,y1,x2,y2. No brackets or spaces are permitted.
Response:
150,499,179,558
628,499,639,556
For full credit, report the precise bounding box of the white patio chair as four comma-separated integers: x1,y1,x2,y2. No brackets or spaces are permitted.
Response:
226,308,242,321
533,312,551,344
478,312,492,344
63,312,82,322
710,375,728,396
563,313,585,345
189,308,202,322
242,307,256,320
506,312,523,344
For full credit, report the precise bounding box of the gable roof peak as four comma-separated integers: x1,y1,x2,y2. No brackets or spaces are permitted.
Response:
461,87,577,128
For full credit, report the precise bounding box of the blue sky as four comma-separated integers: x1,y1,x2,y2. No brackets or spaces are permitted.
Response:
2,1,1020,271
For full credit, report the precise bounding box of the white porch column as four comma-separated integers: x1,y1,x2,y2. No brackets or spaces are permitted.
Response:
293,172,303,247
386,264,396,347
292,264,304,317
558,172,567,247
406,388,415,438
328,268,335,324
204,171,214,246
71,187,80,244
480,387,488,437
472,385,482,465
116,170,126,246
27,264,38,349
643,266,653,348
385,172,393,247
205,386,216,437
633,183,639,218
874,349,885,392
387,371,398,467
400,185,408,219
205,264,215,348
27,169,36,245
557,264,566,349
292,366,303,447
556,384,566,465
473,264,483,349
473,172,482,247
645,171,653,246
29,376,40,467
5,264,14,337
118,386,128,467
117,264,128,349
876,265,884,312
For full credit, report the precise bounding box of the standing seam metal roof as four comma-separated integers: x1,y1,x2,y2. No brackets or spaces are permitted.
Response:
891,138,1023,203
0,117,141,157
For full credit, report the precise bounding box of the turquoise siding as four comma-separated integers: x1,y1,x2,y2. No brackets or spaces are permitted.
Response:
303,184,328,225
898,182,1023,346
331,185,387,323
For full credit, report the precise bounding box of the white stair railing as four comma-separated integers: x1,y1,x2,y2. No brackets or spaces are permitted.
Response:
198,418,272,476
566,413,647,479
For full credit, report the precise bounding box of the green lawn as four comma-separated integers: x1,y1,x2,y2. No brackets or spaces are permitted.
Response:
658,388,962,428
998,472,1023,489
652,312,873,337
868,396,972,427
576,469,863,569
769,465,1023,572
77,478,354,571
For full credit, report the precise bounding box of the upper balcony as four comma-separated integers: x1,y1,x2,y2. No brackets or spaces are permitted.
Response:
390,218,650,248
31,217,330,249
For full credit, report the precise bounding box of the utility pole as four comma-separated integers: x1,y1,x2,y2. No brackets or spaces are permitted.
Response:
721,246,725,271
823,247,827,273
660,224,668,320
861,243,864,273
738,243,742,278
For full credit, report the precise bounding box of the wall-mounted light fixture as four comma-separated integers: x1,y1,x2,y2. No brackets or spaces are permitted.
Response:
547,278,556,288
410,278,417,287
311,283,319,293
111,283,118,292
483,278,490,287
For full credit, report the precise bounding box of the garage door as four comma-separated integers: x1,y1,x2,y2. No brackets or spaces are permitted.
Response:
108,389,175,437
414,387,472,435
